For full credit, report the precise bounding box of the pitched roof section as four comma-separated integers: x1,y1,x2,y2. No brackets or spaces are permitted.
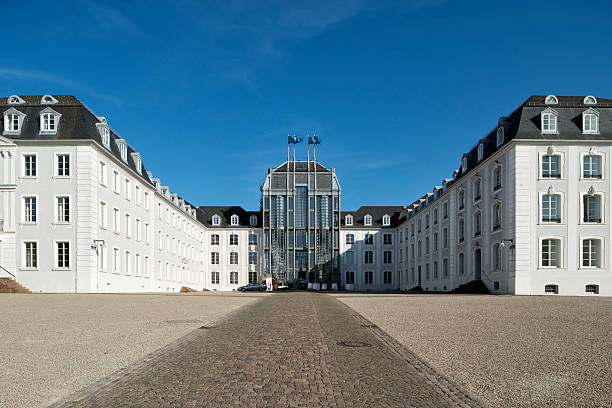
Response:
341,206,404,228
196,206,261,228
0,95,153,186
273,161,330,173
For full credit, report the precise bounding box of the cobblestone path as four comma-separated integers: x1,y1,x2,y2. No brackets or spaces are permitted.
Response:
50,293,485,408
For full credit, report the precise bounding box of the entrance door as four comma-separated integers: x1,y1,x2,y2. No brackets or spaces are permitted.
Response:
474,249,482,280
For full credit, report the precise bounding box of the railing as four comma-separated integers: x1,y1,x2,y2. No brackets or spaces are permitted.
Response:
0,265,16,292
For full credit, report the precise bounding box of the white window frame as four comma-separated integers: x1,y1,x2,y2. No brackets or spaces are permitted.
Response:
382,215,390,226
477,143,484,161
54,153,70,177
539,150,564,179
229,233,238,245
539,192,563,224
539,237,563,269
580,151,604,180
250,215,257,226
580,192,604,224
492,242,502,271
55,195,70,223
580,237,603,269
582,109,599,134
54,241,71,270
492,201,502,230
496,127,504,147
541,108,558,134
22,241,39,270
345,215,353,226
3,108,25,135
99,201,107,228
40,109,60,133
364,214,372,226
22,153,37,178
493,166,502,190
23,195,37,223
212,214,221,226
229,251,239,265
230,214,239,226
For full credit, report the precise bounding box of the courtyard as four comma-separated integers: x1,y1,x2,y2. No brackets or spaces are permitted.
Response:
0,292,610,407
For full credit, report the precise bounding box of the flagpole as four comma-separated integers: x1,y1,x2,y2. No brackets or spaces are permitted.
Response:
307,134,310,162
287,134,290,163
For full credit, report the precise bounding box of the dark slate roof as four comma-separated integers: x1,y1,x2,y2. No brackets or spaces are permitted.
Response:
273,161,330,172
341,206,404,228
0,95,153,186
196,206,261,228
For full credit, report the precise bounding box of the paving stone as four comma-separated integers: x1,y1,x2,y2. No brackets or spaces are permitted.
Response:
49,293,485,408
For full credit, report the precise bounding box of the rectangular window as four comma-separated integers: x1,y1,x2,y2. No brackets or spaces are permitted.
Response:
113,248,120,273
24,197,36,222
56,242,70,268
211,271,220,284
582,239,601,268
125,214,131,237
98,244,105,270
229,252,238,265
229,234,238,245
24,242,37,268
229,271,238,285
345,271,355,285
365,271,373,285
433,233,438,251
365,234,373,245
443,258,449,278
113,171,120,192
135,253,141,276
249,234,258,245
124,178,131,200
124,251,131,275
24,155,36,177
433,261,438,279
383,271,392,285
113,208,120,232
249,271,258,284
135,186,141,205
249,252,257,265
211,234,219,245
58,154,70,176
57,196,69,223
443,228,448,248
345,250,355,265
346,234,355,244
364,251,374,264
383,233,392,245
583,156,602,179
541,239,560,267
542,155,560,178
211,252,219,265
383,250,392,264
583,195,601,223
542,194,561,223
135,219,141,241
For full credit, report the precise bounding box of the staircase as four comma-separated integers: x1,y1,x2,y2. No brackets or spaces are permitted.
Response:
0,277,31,293
450,280,491,294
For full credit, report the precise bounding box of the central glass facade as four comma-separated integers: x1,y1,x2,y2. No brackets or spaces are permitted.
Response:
261,160,341,284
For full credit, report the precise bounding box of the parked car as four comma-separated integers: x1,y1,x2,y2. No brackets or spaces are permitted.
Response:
277,282,289,290
237,283,266,292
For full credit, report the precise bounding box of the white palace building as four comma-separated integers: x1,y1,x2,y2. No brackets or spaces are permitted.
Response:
0,94,610,296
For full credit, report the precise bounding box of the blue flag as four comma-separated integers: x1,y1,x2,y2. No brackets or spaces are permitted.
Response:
288,135,303,144
308,135,321,145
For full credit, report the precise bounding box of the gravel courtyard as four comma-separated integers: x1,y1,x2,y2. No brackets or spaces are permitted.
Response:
0,292,263,408
334,293,612,408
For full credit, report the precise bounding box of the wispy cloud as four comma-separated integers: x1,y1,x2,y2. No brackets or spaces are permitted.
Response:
0,68,122,105
83,0,143,34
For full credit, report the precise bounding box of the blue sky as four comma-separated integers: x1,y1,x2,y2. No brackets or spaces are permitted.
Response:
3,0,612,210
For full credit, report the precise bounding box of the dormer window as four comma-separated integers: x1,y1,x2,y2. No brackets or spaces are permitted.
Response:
116,140,128,162
382,214,391,226
345,214,353,226
131,153,142,174
545,95,558,105
583,95,597,105
230,214,239,226
541,108,558,134
3,108,25,135
39,108,61,134
7,95,24,105
102,128,110,147
364,214,372,226
496,127,504,147
249,215,257,226
41,95,58,104
461,157,468,173
212,214,221,226
582,109,599,134
477,143,484,161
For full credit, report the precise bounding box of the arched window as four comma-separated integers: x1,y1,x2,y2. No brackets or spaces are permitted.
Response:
364,214,372,226
461,157,468,172
583,95,597,105
473,179,482,201
493,243,502,270
493,202,502,230
582,109,599,134
212,214,221,226
493,166,502,190
7,95,24,104
544,95,558,105
382,214,390,226
477,143,484,161
458,218,464,242
102,128,110,147
250,215,257,226
41,95,58,104
345,214,353,226
496,127,504,147
458,189,465,210
541,108,558,134
473,211,481,236
230,214,239,226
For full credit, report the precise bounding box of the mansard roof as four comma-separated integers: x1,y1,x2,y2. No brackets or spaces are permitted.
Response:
0,95,152,185
273,161,330,173
341,206,404,228
196,206,261,228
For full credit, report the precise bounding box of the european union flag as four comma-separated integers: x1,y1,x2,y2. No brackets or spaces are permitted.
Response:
288,135,303,144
